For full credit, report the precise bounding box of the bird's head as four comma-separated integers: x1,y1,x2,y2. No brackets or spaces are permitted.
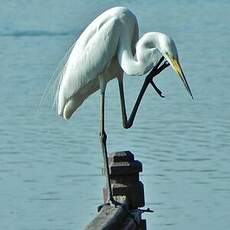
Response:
157,33,193,99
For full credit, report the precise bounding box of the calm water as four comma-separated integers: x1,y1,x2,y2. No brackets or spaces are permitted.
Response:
0,0,230,229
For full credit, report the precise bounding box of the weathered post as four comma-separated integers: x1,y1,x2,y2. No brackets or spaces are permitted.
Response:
104,151,145,209
85,151,147,230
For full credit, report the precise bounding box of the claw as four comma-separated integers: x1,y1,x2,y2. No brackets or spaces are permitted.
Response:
140,207,154,213
97,198,122,212
110,198,122,207
97,203,110,212
150,81,165,98
164,61,170,67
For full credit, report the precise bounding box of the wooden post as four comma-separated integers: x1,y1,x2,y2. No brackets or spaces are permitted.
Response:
103,151,145,209
85,151,147,230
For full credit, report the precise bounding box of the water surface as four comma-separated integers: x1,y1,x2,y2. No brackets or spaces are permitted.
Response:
0,0,230,229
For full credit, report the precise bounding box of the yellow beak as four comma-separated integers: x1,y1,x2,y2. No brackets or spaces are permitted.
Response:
171,58,193,99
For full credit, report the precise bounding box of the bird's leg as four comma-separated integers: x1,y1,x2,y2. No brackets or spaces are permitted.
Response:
99,77,121,207
118,75,149,129
118,57,170,129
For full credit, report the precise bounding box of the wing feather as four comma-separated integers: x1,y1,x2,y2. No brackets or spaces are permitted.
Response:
57,16,121,119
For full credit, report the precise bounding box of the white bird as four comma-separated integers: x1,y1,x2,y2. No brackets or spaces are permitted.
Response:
55,6,193,205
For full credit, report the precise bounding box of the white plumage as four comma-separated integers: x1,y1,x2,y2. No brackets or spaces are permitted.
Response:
56,7,192,120
54,6,193,204
57,7,137,119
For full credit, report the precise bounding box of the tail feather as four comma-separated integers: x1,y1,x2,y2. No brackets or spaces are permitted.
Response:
39,39,77,113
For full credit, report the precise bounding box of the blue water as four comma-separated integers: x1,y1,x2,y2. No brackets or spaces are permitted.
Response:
0,0,230,229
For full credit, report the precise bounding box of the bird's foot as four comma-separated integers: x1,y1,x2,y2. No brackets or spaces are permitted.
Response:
109,197,122,207
97,199,122,212
145,74,164,98
97,202,110,212
150,80,165,98
145,60,169,98
139,207,154,213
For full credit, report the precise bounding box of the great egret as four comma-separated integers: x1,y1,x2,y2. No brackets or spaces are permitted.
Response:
55,7,193,205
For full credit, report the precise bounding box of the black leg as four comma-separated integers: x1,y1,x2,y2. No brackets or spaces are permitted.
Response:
118,57,170,129
99,78,121,206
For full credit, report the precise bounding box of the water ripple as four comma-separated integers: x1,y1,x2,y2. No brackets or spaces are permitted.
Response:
0,30,75,37
1,1,230,230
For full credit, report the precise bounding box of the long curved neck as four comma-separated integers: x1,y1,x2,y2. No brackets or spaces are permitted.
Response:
118,32,162,76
